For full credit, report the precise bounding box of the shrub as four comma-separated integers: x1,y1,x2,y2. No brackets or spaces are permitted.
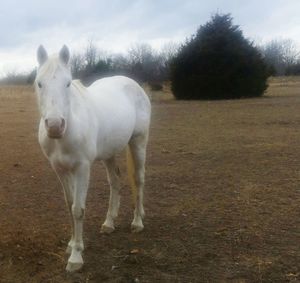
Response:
149,82,163,91
170,14,269,100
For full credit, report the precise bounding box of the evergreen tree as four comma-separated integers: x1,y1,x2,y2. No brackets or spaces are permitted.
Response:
171,14,269,100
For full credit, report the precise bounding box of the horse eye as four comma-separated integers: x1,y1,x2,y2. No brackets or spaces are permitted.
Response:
37,82,42,88
66,81,71,88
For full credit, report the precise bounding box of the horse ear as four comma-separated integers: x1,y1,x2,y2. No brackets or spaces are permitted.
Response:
59,45,70,65
37,45,48,65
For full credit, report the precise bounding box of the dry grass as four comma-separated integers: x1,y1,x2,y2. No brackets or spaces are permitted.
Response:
0,77,299,282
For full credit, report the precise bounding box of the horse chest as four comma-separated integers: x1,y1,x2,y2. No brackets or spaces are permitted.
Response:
50,152,78,173
41,140,80,172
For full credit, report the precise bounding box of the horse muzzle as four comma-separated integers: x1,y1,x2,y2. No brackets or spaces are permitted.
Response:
45,117,66,139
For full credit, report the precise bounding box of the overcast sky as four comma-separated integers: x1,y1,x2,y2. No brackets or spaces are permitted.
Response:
0,0,300,76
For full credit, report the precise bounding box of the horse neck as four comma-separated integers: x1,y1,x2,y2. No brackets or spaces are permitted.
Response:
65,83,90,129
69,82,87,111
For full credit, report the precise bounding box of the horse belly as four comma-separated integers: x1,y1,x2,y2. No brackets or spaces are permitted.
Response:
96,110,136,160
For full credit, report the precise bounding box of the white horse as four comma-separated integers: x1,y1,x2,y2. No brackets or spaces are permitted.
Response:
34,45,151,272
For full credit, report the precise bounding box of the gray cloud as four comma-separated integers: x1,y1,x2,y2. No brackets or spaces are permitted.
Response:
0,0,300,74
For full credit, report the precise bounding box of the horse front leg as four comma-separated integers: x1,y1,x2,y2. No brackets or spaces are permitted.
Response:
66,162,90,272
54,170,75,254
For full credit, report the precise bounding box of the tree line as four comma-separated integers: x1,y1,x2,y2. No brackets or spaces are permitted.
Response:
1,23,300,86
0,41,179,87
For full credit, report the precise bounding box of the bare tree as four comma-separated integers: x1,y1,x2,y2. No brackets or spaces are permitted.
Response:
261,39,300,75
281,39,299,67
128,43,166,82
84,40,99,69
111,53,130,73
159,41,180,65
158,42,180,80
70,53,84,79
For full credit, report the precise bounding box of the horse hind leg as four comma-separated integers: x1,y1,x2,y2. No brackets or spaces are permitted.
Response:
101,156,121,234
128,133,148,233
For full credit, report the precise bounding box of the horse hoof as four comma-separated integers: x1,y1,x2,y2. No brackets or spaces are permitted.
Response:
66,261,83,272
100,224,115,234
131,224,144,233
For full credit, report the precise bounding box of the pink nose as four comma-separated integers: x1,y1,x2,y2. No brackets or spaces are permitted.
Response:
45,118,66,138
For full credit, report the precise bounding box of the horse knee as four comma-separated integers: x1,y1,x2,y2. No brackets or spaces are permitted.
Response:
72,204,85,220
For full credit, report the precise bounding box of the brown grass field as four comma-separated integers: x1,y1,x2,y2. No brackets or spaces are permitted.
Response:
0,78,299,282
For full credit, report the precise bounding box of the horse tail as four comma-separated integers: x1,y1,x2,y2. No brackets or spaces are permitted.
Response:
126,145,137,204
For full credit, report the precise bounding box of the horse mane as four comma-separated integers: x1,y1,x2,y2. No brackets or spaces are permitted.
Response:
72,80,87,95
37,55,66,79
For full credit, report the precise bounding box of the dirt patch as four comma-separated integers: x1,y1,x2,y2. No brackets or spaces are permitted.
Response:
0,80,299,282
